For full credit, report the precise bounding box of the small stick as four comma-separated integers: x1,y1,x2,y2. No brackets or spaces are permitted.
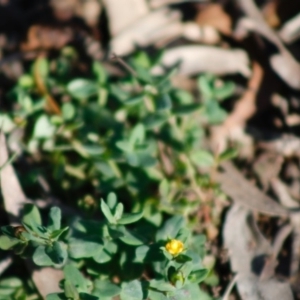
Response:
222,274,238,300
110,52,137,77
0,255,13,276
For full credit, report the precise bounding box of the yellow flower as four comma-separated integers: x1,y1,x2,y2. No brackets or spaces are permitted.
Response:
165,239,184,256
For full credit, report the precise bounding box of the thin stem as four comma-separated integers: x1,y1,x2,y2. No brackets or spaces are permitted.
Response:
110,53,137,77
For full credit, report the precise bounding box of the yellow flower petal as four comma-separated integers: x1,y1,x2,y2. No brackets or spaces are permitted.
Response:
165,239,184,256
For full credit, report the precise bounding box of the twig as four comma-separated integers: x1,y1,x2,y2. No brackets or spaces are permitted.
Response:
110,53,137,77
222,274,238,300
0,255,13,276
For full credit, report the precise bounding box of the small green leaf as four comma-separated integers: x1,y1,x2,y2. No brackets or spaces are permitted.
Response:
93,61,107,85
120,280,143,300
118,227,144,246
101,200,116,224
0,235,19,250
148,290,168,300
198,74,214,99
156,216,185,242
67,79,98,100
125,95,144,106
173,103,201,115
45,241,67,265
218,148,238,162
134,245,150,263
149,279,176,292
64,280,80,300
129,124,145,147
188,269,208,284
114,203,124,220
64,264,89,293
214,81,235,101
93,247,112,264
48,207,61,231
50,227,69,240
143,113,168,129
33,245,54,266
156,94,172,111
46,293,67,300
176,228,190,243
69,238,102,259
116,140,132,153
174,254,192,263
62,102,75,120
159,179,169,199
107,192,117,210
118,211,143,225
190,150,215,167
134,65,153,84
22,204,42,226
0,114,16,133
79,293,99,300
33,115,56,139
93,279,121,298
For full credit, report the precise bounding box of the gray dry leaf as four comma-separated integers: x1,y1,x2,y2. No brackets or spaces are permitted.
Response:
151,45,251,77
278,12,300,44
271,178,300,280
235,0,300,89
110,7,181,56
103,0,149,37
216,161,288,217
0,132,63,297
223,204,293,300
258,134,300,157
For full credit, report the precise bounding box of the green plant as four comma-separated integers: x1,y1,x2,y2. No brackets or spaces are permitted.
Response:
1,194,209,299
0,205,68,266
1,48,237,299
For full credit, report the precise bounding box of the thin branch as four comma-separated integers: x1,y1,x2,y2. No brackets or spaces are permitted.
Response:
222,274,238,300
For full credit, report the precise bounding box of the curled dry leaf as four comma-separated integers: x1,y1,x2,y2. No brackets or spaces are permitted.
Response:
110,7,181,56
278,12,300,44
50,0,78,21
223,204,293,300
253,152,283,191
21,25,73,51
235,0,300,89
258,134,300,157
151,45,251,77
103,0,149,37
216,161,288,217
271,178,300,283
195,3,232,36
76,0,102,28
182,22,220,45
261,0,280,28
0,132,64,297
51,0,101,27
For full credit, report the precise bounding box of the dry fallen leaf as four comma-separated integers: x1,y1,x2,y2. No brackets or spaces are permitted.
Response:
278,12,300,44
110,7,181,56
271,178,300,285
236,0,300,89
103,0,149,37
195,3,232,36
216,161,288,217
151,45,251,77
21,25,73,51
223,203,293,300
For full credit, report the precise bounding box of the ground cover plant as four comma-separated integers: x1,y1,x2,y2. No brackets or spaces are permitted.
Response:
0,50,235,299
